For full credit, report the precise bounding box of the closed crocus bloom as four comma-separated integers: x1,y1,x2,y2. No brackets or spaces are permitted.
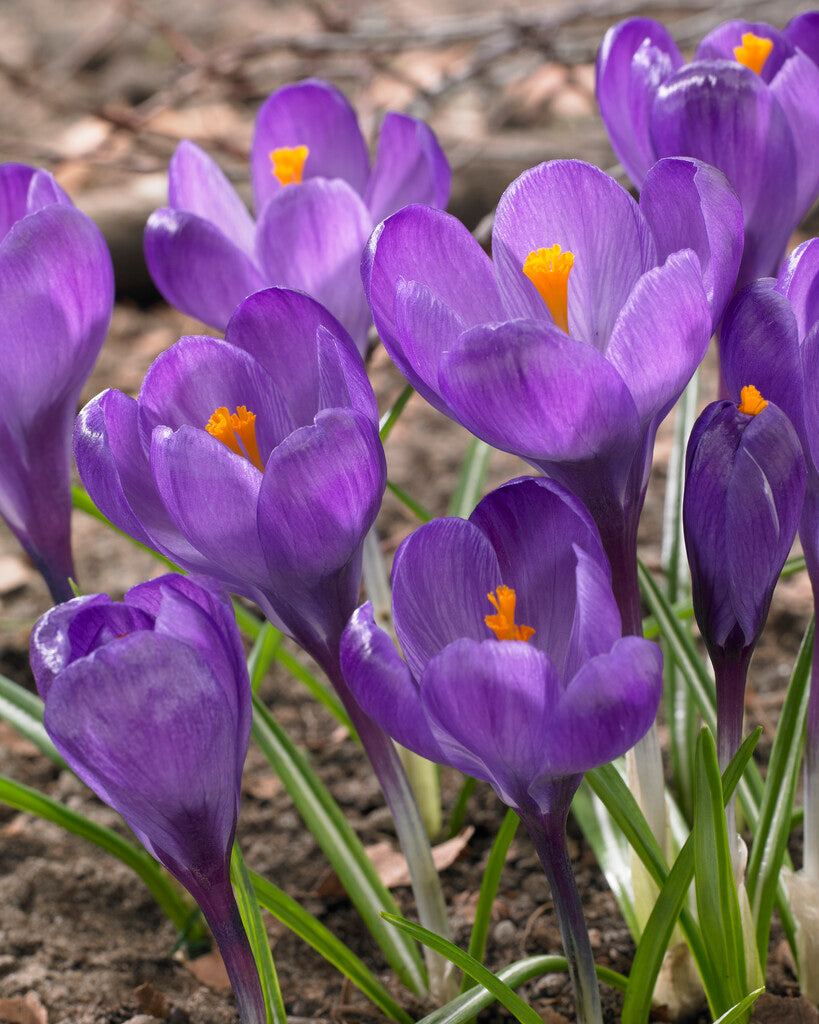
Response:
342,476,663,1024
30,574,264,1024
683,389,805,772
145,79,450,353
0,163,113,603
365,157,739,635
74,286,385,665
597,17,819,289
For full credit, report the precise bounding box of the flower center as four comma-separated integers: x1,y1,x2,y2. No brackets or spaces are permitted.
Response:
522,245,574,333
270,145,309,186
737,385,768,416
206,406,265,470
733,32,773,75
485,585,535,642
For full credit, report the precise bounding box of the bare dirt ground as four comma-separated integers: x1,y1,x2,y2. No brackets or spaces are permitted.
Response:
1,0,817,1021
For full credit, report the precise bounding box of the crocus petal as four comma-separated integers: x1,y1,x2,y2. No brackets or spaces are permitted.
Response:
605,249,710,430
777,237,819,341
364,112,451,224
364,204,504,377
256,409,386,649
341,602,445,764
650,62,797,286
768,49,819,220
44,633,241,885
785,11,819,67
251,79,370,213
535,636,663,779
225,287,376,426
26,170,71,212
168,140,256,258
150,424,270,596
255,178,372,352
391,516,501,680
0,163,37,241
492,160,657,348
596,19,683,184
468,476,612,675
439,319,642,473
563,546,624,681
801,325,819,470
30,594,112,699
420,638,562,809
640,157,743,326
696,22,790,81
144,208,267,332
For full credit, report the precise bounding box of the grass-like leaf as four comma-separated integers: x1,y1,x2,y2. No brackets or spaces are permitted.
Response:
0,673,65,768
379,383,415,441
712,988,764,1023
448,437,492,518
386,479,434,522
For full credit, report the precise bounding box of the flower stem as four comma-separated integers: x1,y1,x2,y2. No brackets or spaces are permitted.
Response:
518,788,603,1024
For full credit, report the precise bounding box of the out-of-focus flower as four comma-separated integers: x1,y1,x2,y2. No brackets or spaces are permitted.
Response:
31,573,264,1024
683,388,804,768
0,163,113,603
74,286,385,664
145,79,450,352
596,17,819,288
365,157,739,632
342,475,663,1024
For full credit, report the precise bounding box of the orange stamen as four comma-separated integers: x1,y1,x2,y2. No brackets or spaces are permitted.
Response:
738,385,768,416
485,585,535,642
270,145,309,186
206,406,265,470
522,244,574,333
734,32,773,75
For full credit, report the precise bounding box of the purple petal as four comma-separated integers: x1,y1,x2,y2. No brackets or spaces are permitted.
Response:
30,594,112,699
492,160,658,348
776,237,819,341
341,602,445,764
255,178,372,353
640,157,743,327
596,19,683,184
144,208,266,332
563,546,623,681
650,61,797,286
256,409,386,649
785,12,819,68
168,140,256,258
250,79,370,214
0,163,37,241
468,476,613,676
696,22,790,81
605,249,711,430
26,170,71,212
439,319,642,471
801,325,819,469
535,636,663,779
364,113,451,224
768,48,819,219
420,638,562,808
391,516,501,680
225,287,377,426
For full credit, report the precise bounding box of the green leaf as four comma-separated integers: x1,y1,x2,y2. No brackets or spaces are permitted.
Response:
250,869,412,1024
712,988,764,1023
448,438,492,518
447,775,476,840
247,622,284,694
462,808,519,992
382,913,545,1024
379,384,414,441
72,484,176,569
230,845,288,1024
386,480,434,523
746,617,813,965
693,728,747,1016
250,695,426,995
0,674,65,768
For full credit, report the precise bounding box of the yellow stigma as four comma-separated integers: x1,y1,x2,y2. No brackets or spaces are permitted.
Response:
485,585,535,643
733,32,773,74
270,145,309,186
738,385,768,416
522,244,574,333
206,406,265,470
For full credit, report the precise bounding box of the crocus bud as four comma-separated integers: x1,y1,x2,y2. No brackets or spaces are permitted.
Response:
30,574,265,1024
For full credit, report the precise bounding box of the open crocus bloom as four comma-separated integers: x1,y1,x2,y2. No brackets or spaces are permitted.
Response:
0,163,113,603
145,79,450,353
31,574,264,1024
597,17,819,288
74,287,386,662
341,476,663,812
365,157,739,629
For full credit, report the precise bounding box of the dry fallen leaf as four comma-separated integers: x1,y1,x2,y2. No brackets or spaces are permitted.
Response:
183,950,231,993
133,981,169,1018
0,991,48,1024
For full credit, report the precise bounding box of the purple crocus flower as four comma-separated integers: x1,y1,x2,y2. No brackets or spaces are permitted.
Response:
683,389,805,773
596,16,819,290
342,476,663,1024
30,573,264,1024
0,163,113,603
74,286,385,665
145,79,450,353
365,156,740,635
